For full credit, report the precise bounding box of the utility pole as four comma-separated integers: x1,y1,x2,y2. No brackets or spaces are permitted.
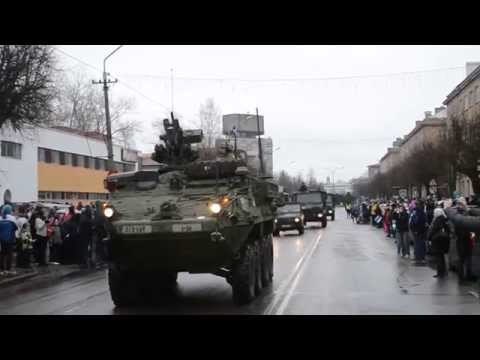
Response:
92,45,123,173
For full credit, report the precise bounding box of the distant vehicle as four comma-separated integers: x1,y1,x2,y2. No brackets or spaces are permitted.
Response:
291,190,327,228
273,203,305,236
325,193,335,221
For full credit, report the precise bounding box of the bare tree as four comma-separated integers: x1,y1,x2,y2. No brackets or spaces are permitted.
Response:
198,98,221,148
0,45,56,131
51,70,140,148
446,115,480,194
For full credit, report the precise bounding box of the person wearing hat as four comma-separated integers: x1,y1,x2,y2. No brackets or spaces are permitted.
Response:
427,208,450,278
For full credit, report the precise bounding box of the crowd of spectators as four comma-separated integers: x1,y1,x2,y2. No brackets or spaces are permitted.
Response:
0,200,108,276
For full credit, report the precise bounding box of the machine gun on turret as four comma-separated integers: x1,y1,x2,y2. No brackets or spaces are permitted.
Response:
152,112,203,168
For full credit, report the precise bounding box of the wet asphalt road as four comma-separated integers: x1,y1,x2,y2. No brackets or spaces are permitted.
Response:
2,210,480,315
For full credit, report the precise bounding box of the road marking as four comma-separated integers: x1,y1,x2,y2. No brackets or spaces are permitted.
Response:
275,232,322,315
263,231,323,315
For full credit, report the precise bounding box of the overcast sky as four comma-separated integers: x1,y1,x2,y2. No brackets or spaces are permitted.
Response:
55,45,480,182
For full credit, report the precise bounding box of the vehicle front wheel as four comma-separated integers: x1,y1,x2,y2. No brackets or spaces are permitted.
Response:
298,227,305,235
331,214,335,221
322,220,327,228
261,234,274,285
273,230,280,237
108,264,141,307
232,244,256,305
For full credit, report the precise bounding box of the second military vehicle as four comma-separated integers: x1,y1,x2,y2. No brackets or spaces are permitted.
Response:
102,113,282,306
273,203,305,236
291,190,327,228
325,193,335,221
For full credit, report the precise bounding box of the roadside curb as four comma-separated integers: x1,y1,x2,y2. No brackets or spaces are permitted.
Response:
0,271,40,287
0,265,104,289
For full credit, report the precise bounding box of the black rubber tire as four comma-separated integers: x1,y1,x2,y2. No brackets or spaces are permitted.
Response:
254,242,263,295
232,244,256,305
331,214,335,221
322,220,327,228
273,230,280,237
142,272,178,304
108,264,141,307
298,227,305,235
261,234,274,285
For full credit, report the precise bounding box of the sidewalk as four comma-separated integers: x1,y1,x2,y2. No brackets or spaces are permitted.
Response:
0,262,105,288
374,224,480,300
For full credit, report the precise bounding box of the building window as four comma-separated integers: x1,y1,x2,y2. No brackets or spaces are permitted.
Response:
59,151,66,165
72,154,78,167
64,152,71,166
95,157,101,170
52,192,65,200
1,141,22,159
83,156,90,169
44,149,52,163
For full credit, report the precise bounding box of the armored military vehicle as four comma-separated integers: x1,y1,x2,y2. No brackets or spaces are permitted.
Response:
325,193,335,221
291,190,327,228
102,113,281,306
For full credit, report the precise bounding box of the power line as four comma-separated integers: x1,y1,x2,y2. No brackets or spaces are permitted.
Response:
53,46,170,111
116,66,464,83
54,47,102,74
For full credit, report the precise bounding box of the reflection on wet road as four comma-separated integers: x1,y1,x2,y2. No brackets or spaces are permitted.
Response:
1,212,480,314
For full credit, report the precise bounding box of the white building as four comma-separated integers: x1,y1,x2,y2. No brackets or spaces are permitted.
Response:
0,126,139,204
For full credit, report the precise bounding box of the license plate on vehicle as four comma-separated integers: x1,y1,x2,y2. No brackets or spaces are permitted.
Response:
121,224,152,234
172,223,202,232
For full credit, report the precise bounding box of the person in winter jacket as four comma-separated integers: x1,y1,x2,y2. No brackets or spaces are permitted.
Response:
426,196,435,226
0,205,18,275
427,208,450,278
383,207,392,237
410,200,428,264
390,204,399,238
78,205,93,268
453,198,477,283
15,206,32,269
34,208,48,266
396,205,410,257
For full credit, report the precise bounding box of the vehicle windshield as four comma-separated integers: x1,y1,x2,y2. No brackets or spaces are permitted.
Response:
326,195,333,205
295,193,323,203
278,204,301,214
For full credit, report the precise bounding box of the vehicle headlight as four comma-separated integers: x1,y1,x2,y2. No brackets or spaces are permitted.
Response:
328,210,332,213
209,202,222,214
104,207,114,218
317,213,323,218
294,217,300,223
274,219,278,223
